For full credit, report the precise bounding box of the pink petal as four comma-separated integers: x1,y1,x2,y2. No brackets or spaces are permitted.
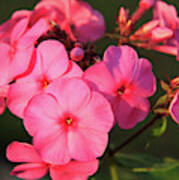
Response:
169,92,179,124
68,127,108,161
0,97,5,115
10,46,34,78
152,27,173,41
62,61,83,78
10,18,29,44
34,128,70,165
24,93,62,136
46,77,91,113
6,142,42,163
7,80,40,118
154,1,178,30
84,62,116,96
132,58,156,97
24,93,70,164
50,160,99,180
10,163,48,179
17,18,49,49
78,91,113,133
36,40,69,79
114,95,150,129
0,43,12,85
103,45,139,83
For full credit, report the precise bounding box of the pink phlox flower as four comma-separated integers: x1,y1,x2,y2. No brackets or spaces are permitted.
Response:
0,16,49,80
23,77,113,164
169,91,179,124
34,0,105,43
84,45,156,129
7,40,83,118
6,141,99,180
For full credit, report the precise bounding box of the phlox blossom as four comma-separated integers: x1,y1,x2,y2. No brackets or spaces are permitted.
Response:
7,141,99,180
84,45,156,129
24,77,113,164
169,92,179,124
7,40,83,118
34,0,105,43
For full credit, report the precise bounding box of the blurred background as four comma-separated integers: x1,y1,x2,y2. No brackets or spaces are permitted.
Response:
0,0,179,179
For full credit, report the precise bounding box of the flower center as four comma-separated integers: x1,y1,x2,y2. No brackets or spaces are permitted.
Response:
40,76,50,90
66,118,73,125
117,85,126,95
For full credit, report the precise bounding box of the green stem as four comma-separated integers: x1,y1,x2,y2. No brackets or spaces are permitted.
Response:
110,164,119,180
109,114,162,156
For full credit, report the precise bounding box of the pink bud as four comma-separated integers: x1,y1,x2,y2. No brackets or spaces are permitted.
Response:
118,7,128,25
70,47,84,62
139,0,156,9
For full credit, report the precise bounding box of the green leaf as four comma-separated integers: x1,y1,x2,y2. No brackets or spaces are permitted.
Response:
153,94,168,108
152,117,167,137
153,108,169,115
133,157,179,173
160,80,170,92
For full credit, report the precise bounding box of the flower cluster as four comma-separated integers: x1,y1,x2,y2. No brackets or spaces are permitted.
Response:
0,0,179,179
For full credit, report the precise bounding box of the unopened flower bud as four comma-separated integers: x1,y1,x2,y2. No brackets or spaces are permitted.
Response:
118,7,128,25
70,47,84,62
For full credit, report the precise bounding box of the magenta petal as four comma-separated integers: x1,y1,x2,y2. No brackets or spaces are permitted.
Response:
11,163,48,179
114,95,150,129
6,142,42,163
169,92,179,124
50,160,99,180
36,40,69,79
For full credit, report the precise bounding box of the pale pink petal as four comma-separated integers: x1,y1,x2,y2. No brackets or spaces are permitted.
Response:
6,142,42,163
10,163,48,179
114,95,150,129
169,92,179,124
46,77,91,113
10,18,29,44
24,93,62,136
36,40,69,79
132,58,156,97
0,97,5,115
50,160,99,180
7,80,41,118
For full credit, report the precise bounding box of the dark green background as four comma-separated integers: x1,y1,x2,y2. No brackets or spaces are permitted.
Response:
0,0,179,179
